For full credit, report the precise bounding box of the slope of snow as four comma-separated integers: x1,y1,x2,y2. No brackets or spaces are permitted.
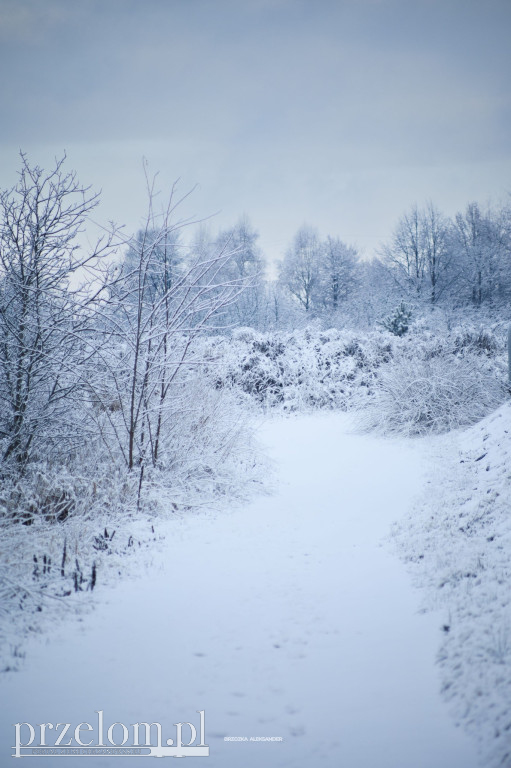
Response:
0,413,477,767
393,401,511,767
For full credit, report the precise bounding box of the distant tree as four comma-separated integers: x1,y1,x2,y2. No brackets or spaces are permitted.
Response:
421,202,452,304
213,216,265,327
215,216,262,280
319,236,359,312
279,227,362,322
120,226,183,304
451,202,510,307
257,279,301,330
347,257,401,328
380,205,424,298
279,226,322,313
381,203,451,304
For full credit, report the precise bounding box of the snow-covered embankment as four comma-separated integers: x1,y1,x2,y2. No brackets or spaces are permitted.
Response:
394,402,511,768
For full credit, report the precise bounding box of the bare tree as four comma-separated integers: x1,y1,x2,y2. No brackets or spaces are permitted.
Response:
381,203,451,304
279,226,322,312
0,153,115,472
91,175,247,501
212,216,265,327
421,202,451,304
320,236,359,311
380,205,424,298
452,202,510,307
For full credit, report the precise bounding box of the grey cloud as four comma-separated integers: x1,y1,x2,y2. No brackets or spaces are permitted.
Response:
0,0,510,261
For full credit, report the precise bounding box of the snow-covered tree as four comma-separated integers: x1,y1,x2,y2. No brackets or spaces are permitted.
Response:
278,228,362,324
93,178,248,500
319,236,359,312
451,202,510,307
379,302,412,336
421,202,452,304
381,203,451,305
279,226,322,313
212,216,266,327
0,154,115,472
120,226,183,305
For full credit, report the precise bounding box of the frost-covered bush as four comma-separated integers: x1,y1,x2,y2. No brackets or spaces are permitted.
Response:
359,353,507,435
204,328,395,412
201,324,508,434
452,327,500,355
137,371,263,503
0,366,261,527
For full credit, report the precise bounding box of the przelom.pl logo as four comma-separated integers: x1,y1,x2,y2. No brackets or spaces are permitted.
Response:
13,710,208,758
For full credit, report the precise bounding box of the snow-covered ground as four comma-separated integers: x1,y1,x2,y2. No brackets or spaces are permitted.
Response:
394,401,511,768
0,413,478,767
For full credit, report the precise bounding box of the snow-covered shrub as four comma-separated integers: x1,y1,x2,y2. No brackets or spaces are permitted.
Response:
452,327,500,355
205,328,396,412
202,325,507,434
359,352,507,435
137,370,264,504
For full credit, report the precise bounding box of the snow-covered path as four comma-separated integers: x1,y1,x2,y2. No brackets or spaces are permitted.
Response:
1,413,478,767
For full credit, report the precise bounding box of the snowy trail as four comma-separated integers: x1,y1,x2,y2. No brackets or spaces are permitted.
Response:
0,413,478,767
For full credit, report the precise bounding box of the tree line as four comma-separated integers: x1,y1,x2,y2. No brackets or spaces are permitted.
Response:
181,199,511,331
275,201,511,327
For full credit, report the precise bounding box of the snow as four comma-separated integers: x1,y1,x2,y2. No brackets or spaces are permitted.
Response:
0,413,478,767
393,401,511,767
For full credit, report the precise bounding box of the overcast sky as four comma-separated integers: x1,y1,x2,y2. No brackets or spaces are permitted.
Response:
0,0,510,265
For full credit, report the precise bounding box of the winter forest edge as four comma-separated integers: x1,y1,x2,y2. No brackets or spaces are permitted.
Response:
1,153,511,766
